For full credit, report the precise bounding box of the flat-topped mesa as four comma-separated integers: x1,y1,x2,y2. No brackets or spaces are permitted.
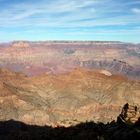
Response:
11,41,30,49
23,41,125,46
42,41,125,45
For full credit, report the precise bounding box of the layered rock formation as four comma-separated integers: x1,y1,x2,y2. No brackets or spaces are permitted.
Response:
0,41,140,79
117,103,140,125
11,41,30,49
0,68,140,126
78,59,140,79
0,41,140,127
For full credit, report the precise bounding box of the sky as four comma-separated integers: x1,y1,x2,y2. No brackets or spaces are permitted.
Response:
0,0,140,43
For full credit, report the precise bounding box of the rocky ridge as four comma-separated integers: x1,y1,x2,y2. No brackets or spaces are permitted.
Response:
0,68,140,127
0,103,140,140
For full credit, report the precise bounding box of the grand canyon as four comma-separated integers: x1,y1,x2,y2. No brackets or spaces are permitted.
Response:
0,41,140,139
1,0,140,139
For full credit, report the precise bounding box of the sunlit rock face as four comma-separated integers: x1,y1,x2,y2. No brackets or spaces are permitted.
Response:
0,68,140,126
100,70,112,76
117,103,140,125
11,41,30,49
0,41,140,79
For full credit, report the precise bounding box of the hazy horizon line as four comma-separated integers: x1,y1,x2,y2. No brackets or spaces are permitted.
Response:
0,40,139,44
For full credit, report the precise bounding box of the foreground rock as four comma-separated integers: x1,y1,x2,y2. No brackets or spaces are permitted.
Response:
0,107,140,140
117,103,140,125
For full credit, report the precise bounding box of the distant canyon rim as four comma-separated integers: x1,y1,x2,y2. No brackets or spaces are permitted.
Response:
0,41,140,126
0,41,140,79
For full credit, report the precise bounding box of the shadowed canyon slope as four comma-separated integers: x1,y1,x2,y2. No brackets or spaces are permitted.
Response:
0,68,140,126
0,41,140,79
